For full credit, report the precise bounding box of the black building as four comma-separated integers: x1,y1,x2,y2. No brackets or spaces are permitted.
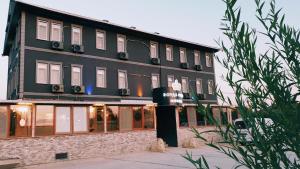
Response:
3,0,218,104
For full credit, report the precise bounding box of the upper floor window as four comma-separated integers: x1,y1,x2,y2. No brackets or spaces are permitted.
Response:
181,77,189,93
50,22,62,42
196,79,203,94
206,53,213,67
118,70,128,89
71,65,82,86
117,34,126,52
167,75,174,88
50,64,62,84
150,41,158,58
194,51,201,65
151,74,160,89
36,62,48,84
72,25,82,45
180,48,187,63
96,30,106,50
208,80,214,94
96,68,106,88
166,45,173,61
37,19,49,41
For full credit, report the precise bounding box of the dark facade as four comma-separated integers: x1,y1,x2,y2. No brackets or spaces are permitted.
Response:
3,0,219,104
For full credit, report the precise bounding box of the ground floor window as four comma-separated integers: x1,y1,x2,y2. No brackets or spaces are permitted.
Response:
196,110,206,126
0,106,8,138
144,106,155,129
9,105,32,137
55,107,71,134
179,107,188,127
73,107,88,133
133,106,143,129
35,105,54,136
106,106,119,131
89,106,104,132
119,106,132,131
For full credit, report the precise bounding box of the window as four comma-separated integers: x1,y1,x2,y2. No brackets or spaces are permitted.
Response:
73,107,88,132
196,109,206,126
180,48,187,63
9,105,32,137
206,53,213,67
119,106,132,131
106,106,119,131
96,68,106,88
118,70,127,89
72,25,82,45
187,107,197,127
196,79,203,94
151,74,160,89
181,77,189,93
167,75,174,88
50,64,61,85
0,106,7,138
133,107,143,129
208,80,214,94
55,107,71,134
96,30,106,50
35,105,54,136
89,106,104,132
51,22,62,42
150,42,158,58
36,62,48,84
166,45,173,61
194,51,200,65
71,66,82,86
179,107,188,127
37,19,49,40
144,106,154,129
117,34,126,52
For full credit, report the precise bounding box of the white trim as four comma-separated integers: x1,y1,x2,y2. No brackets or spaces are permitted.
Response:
179,47,187,63
167,75,174,88
117,34,126,52
96,67,106,88
118,70,128,89
36,17,49,41
96,29,106,50
150,41,158,58
71,64,83,86
19,11,26,98
181,77,189,93
151,73,160,89
71,24,82,45
166,44,173,61
50,21,63,42
196,78,203,94
194,50,200,65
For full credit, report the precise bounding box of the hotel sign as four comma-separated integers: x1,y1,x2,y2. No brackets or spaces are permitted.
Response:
152,80,183,106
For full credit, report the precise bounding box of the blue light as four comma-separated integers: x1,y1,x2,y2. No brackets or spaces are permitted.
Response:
86,85,93,95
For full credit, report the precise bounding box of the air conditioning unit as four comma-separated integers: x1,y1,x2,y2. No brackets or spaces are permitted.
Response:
118,52,129,60
51,84,64,93
151,58,160,65
194,64,203,71
71,44,84,54
119,88,130,96
180,62,189,69
197,94,206,100
183,93,190,99
51,41,64,50
71,85,85,94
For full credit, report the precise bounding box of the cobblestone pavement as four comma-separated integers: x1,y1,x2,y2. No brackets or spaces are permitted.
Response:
22,146,244,169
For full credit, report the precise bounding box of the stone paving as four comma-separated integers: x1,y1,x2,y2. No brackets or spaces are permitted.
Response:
22,146,245,169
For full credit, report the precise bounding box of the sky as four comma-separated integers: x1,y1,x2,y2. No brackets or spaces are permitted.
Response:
0,0,299,102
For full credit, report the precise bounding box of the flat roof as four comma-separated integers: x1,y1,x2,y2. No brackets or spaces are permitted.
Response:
3,0,219,55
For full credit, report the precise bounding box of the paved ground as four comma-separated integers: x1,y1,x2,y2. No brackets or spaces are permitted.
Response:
23,147,244,169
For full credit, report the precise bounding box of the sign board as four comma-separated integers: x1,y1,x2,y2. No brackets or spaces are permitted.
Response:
152,87,183,106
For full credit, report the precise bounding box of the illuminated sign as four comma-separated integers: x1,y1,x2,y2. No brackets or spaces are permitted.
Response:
153,80,184,106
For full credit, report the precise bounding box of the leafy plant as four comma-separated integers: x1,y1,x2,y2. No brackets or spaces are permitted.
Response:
184,0,300,168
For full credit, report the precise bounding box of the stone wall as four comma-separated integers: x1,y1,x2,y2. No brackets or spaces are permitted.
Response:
0,130,156,166
177,127,222,148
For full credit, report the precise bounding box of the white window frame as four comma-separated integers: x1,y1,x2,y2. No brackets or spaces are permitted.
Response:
117,34,126,53
166,44,173,61
71,25,82,45
49,63,62,85
181,77,189,93
151,74,160,89
208,80,214,94
36,18,49,41
180,48,187,63
118,70,128,89
36,62,49,84
96,67,106,88
50,21,62,42
71,65,83,86
96,29,106,50
167,75,174,88
196,78,203,94
150,41,158,58
206,53,213,67
194,50,201,65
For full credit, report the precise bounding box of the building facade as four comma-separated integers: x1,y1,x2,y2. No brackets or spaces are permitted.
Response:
0,0,228,166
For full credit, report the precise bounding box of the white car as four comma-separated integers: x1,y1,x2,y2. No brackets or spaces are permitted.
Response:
233,118,274,143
